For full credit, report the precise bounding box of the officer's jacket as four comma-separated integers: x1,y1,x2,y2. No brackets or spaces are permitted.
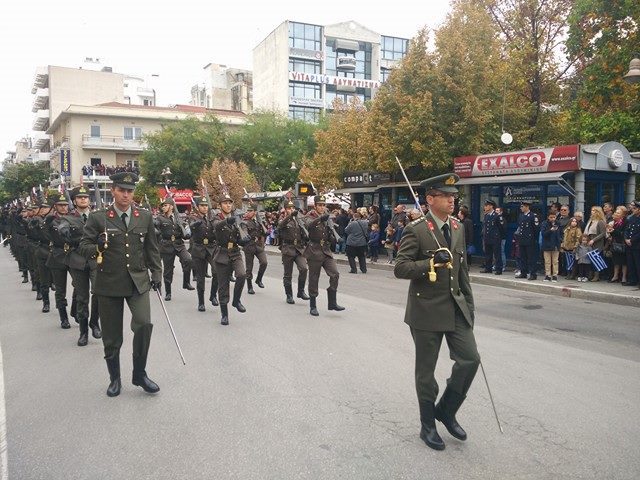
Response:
155,214,186,255
11,214,28,247
303,211,333,260
242,217,266,254
278,212,306,256
45,212,78,270
214,213,244,264
79,205,161,297
482,211,504,244
394,212,474,332
64,212,96,271
516,211,540,246
189,213,217,259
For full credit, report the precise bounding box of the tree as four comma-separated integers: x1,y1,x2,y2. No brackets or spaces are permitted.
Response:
0,161,52,200
139,115,227,189
134,179,161,209
565,0,640,150
199,158,259,206
226,111,318,190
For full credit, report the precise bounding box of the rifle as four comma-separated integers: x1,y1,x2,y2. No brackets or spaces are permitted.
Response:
308,180,341,244
218,174,250,244
200,178,214,220
60,175,75,212
92,169,103,210
163,184,187,238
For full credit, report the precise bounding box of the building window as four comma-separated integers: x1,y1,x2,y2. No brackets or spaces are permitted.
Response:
289,82,321,99
382,36,408,61
126,159,139,168
289,58,322,74
289,106,321,123
90,125,101,138
124,127,142,140
143,99,151,106
325,88,367,108
289,22,322,51
325,40,372,79
380,68,391,83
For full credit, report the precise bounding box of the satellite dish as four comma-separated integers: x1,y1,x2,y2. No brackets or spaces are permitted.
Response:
501,132,513,145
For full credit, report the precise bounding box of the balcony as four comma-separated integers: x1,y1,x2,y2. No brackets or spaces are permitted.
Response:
32,109,50,131
32,87,49,112
31,66,48,94
33,133,50,150
81,134,146,151
337,57,357,70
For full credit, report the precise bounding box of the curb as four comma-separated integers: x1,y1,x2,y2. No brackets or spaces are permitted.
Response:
263,246,640,308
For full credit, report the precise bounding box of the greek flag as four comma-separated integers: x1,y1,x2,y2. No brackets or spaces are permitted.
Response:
565,251,575,272
586,249,607,272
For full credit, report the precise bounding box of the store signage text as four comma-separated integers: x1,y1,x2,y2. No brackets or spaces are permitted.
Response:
289,71,380,90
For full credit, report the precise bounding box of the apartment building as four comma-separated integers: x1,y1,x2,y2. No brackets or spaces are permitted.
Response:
253,20,409,122
190,63,253,113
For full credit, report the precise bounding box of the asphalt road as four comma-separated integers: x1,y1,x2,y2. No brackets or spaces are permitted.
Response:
1,249,639,480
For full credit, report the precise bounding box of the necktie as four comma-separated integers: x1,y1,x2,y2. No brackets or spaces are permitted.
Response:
82,213,87,224
442,223,451,249
121,212,128,228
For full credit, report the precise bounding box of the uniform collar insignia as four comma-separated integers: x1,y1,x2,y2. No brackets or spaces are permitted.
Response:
427,220,434,231
133,209,140,217
107,209,115,218
445,176,456,185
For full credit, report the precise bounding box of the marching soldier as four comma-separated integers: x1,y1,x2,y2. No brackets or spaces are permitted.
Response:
303,195,344,316
62,186,102,346
213,194,248,325
11,204,29,284
80,172,162,397
394,173,480,451
155,197,195,301
242,205,268,294
189,197,219,311
45,193,75,329
31,200,53,313
24,205,40,295
278,200,309,304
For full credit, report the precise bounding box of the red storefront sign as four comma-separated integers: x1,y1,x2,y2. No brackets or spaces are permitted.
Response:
454,144,580,177
158,188,194,205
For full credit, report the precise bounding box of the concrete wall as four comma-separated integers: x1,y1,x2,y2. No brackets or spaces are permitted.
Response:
253,21,290,113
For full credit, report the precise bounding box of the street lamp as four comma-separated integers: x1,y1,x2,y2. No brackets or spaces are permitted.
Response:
623,54,640,84
290,162,297,170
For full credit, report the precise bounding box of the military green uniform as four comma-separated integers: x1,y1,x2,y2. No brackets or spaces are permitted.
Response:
303,201,343,315
242,212,268,293
189,201,219,310
213,211,247,311
31,210,53,312
79,172,162,397
155,209,194,298
393,173,480,451
278,208,309,302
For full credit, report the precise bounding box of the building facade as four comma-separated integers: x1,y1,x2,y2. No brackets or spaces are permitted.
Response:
253,20,408,122
190,63,252,113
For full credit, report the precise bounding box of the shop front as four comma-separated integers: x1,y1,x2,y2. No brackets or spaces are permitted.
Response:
454,142,639,257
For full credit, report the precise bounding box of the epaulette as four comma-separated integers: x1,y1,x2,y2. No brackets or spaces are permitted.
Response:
448,216,459,225
410,216,426,226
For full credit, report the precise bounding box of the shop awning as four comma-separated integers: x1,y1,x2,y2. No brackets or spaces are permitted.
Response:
333,186,377,194
457,171,575,196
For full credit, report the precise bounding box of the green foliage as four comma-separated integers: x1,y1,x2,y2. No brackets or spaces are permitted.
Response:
226,111,318,190
134,179,161,208
139,115,227,189
0,161,52,200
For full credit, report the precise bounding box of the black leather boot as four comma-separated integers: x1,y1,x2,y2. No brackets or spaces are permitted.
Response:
247,279,255,295
41,288,50,313
36,283,42,300
21,271,29,283
209,284,219,306
31,279,38,292
220,303,229,325
77,318,89,347
106,356,121,397
435,388,468,441
89,296,102,338
327,289,345,311
285,285,295,304
309,296,319,316
183,270,195,290
231,279,246,313
132,324,159,394
197,288,205,312
297,278,310,300
164,282,172,301
419,401,445,450
59,307,71,329
255,265,266,288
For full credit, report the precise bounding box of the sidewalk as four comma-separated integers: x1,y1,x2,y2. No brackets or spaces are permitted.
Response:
263,245,640,308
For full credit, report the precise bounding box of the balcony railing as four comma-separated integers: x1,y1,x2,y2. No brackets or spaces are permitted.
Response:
81,134,146,151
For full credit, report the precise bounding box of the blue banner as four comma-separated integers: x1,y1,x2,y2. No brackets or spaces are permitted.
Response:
60,149,71,175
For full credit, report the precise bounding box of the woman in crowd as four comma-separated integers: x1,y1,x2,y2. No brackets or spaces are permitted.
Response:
344,211,369,274
607,206,628,283
584,206,607,281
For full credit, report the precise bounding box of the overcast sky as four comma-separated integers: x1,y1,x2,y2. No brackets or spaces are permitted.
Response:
0,0,452,157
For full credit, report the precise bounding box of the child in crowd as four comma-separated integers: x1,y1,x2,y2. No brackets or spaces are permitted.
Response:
540,211,561,281
384,225,396,264
561,217,582,279
368,223,380,263
575,233,593,282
